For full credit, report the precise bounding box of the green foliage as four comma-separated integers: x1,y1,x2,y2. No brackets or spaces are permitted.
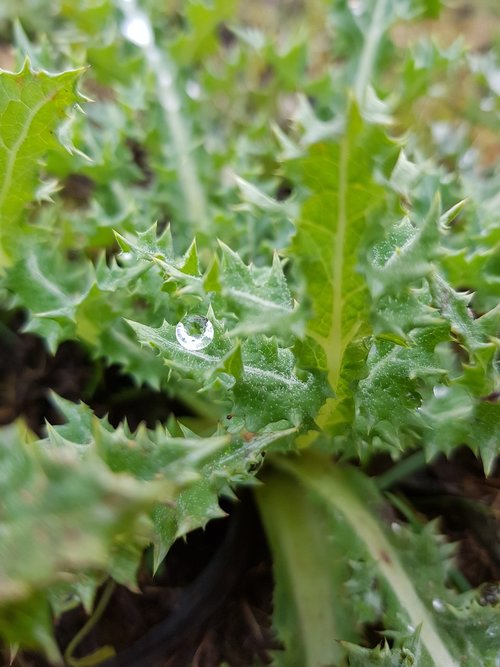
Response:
263,453,500,667
0,0,498,663
287,103,397,449
117,226,328,430
0,398,294,652
0,61,85,264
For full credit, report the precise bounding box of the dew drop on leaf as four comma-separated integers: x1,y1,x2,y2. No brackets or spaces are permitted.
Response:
176,315,214,351
186,80,201,100
432,598,445,612
348,0,364,17
121,15,153,47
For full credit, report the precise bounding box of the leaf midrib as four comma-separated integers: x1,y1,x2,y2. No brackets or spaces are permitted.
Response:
0,93,53,219
328,130,349,390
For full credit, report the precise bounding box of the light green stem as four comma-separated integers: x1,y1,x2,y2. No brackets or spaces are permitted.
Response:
119,0,209,232
255,473,345,667
275,453,461,667
354,0,388,104
64,579,116,667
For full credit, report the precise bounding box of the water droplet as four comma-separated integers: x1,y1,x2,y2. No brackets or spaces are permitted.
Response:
433,385,448,398
432,598,445,612
176,315,214,351
391,521,402,533
186,80,201,100
121,15,153,47
119,251,134,263
348,0,364,16
158,69,173,89
406,624,415,634
481,97,495,112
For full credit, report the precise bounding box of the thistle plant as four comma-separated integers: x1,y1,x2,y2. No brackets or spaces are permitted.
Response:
0,0,498,665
